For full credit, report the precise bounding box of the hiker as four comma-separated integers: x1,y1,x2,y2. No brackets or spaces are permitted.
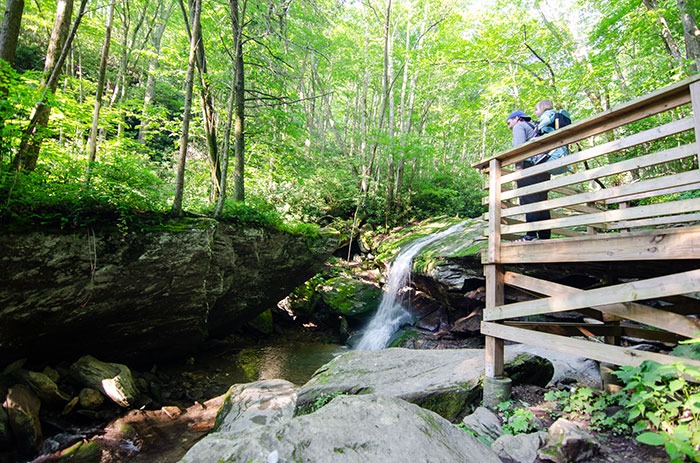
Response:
506,109,551,241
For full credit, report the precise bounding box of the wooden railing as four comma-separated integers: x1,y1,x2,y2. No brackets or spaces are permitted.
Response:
473,74,700,385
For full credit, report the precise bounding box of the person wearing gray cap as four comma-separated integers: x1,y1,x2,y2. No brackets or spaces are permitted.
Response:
506,110,551,242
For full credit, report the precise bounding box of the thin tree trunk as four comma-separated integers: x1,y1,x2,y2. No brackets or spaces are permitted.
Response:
171,0,201,216
642,0,683,63
677,0,700,72
0,0,23,64
383,0,395,226
138,1,172,143
214,69,236,217
230,0,245,202
0,0,24,157
14,0,87,171
179,0,221,203
85,0,115,183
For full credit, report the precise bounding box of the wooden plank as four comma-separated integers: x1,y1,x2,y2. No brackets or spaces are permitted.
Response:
606,183,700,205
607,212,700,230
501,144,697,202
484,268,700,322
661,295,700,316
503,272,700,338
473,85,695,171
480,322,700,368
500,118,695,186
503,321,684,343
497,225,700,263
504,197,700,235
502,171,700,219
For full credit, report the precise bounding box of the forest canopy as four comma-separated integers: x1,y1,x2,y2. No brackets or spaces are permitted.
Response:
0,0,698,229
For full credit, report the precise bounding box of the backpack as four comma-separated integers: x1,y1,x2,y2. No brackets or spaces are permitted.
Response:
536,109,572,174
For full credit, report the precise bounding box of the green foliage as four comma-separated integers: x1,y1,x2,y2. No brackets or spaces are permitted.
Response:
614,360,700,462
544,358,700,462
3,0,696,232
495,400,540,435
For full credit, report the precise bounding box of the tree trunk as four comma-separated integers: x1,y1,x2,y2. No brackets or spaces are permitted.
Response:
677,0,700,72
0,0,23,64
214,68,236,217
0,0,24,158
138,1,173,143
642,0,683,63
85,0,115,183
13,0,79,171
231,0,245,202
383,0,395,226
171,0,201,216
179,0,221,203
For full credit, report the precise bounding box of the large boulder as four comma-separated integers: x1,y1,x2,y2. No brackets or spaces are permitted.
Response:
295,346,561,421
182,394,502,463
0,219,339,364
295,348,485,421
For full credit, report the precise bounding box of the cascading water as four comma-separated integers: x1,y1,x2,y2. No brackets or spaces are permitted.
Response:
355,221,467,350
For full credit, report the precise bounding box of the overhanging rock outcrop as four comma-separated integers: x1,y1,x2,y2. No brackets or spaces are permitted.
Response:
0,219,339,364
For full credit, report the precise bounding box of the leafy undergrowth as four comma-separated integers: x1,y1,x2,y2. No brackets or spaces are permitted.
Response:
501,356,700,463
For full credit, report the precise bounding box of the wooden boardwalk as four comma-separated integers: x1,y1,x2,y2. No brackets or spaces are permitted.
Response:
473,75,700,387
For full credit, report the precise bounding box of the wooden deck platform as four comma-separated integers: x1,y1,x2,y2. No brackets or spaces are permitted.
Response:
473,75,700,384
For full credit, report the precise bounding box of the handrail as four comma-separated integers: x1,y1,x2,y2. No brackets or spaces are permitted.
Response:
476,74,700,259
472,74,700,171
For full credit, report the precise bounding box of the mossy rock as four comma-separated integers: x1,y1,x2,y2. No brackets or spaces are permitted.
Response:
319,277,382,320
504,353,554,387
248,309,274,335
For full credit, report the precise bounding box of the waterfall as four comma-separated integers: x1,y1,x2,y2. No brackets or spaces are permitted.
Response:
355,221,467,350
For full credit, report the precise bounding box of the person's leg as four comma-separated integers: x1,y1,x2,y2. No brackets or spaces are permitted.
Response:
517,170,551,239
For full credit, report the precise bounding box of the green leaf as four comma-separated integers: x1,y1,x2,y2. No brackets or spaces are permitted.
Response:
636,432,666,446
668,379,684,393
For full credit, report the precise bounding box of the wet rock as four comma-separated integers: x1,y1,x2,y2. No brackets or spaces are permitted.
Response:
78,388,105,410
183,395,502,463
70,356,139,408
3,384,42,455
539,418,600,463
318,276,382,321
0,405,11,449
13,369,70,407
451,308,482,335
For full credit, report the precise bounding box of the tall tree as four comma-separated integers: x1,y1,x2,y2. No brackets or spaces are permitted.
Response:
138,0,173,143
230,0,245,202
86,0,116,182
0,0,24,155
677,0,700,72
0,0,23,65
13,0,87,171
171,0,201,215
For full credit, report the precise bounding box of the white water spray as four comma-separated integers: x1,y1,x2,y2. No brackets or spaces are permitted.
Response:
355,222,467,350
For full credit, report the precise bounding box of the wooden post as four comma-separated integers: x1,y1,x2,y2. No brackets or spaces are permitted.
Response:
690,80,700,166
484,158,505,379
484,265,505,377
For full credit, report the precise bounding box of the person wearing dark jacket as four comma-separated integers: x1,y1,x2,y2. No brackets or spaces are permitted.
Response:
506,110,551,241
